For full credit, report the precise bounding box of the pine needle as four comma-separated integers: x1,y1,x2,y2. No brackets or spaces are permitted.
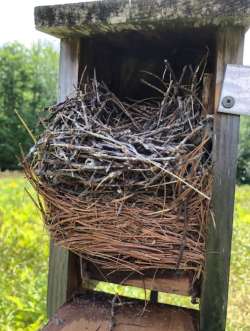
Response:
14,109,36,144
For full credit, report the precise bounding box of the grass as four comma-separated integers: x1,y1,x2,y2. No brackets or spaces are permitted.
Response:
0,173,249,330
227,186,250,331
0,173,49,331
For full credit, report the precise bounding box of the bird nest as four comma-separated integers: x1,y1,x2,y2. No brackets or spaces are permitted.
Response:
25,59,213,280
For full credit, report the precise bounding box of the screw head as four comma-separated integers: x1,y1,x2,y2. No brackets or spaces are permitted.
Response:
222,96,235,109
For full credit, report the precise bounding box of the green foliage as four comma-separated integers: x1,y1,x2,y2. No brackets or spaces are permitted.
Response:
0,173,49,330
0,42,58,170
0,175,249,330
237,118,250,184
227,185,250,331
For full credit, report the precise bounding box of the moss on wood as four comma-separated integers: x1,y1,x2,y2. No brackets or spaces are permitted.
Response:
35,0,250,38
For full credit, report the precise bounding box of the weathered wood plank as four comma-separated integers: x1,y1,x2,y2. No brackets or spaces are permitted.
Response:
47,38,80,318
83,274,192,297
42,295,199,331
122,276,191,296
35,0,250,39
58,39,80,102
200,27,245,331
47,241,69,318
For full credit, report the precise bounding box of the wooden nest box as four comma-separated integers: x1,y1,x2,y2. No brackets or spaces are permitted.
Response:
35,1,250,330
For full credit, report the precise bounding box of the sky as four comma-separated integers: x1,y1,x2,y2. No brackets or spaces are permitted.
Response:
0,0,249,64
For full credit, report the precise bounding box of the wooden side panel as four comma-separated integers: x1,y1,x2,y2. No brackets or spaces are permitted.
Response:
47,241,69,318
200,28,245,331
47,38,80,318
58,39,80,101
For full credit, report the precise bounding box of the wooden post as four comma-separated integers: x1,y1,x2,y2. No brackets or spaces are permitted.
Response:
200,28,245,331
47,38,80,318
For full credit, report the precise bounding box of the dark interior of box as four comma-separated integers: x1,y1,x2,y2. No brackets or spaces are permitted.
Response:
80,26,217,100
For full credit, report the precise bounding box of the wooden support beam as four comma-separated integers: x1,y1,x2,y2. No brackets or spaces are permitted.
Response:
47,38,80,318
85,265,195,297
122,275,191,297
200,27,245,331
83,274,192,297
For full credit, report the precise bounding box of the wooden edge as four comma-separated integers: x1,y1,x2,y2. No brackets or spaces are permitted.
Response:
82,274,192,297
200,27,245,331
47,242,69,318
35,0,250,40
47,38,81,318
42,293,199,331
124,276,191,296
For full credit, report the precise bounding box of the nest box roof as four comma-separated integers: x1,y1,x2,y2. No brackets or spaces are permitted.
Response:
35,0,250,38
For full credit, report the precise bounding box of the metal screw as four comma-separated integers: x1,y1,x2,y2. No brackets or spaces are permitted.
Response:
222,96,235,109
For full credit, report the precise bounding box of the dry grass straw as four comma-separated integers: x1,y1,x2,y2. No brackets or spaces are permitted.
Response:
24,57,213,280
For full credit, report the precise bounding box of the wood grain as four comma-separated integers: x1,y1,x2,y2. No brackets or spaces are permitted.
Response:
202,73,214,115
200,27,245,331
47,38,80,318
42,295,199,331
122,276,191,296
35,0,250,39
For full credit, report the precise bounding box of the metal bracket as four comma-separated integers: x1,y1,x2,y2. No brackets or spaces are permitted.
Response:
218,64,250,116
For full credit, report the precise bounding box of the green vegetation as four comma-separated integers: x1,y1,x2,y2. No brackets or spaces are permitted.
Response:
0,173,49,331
238,117,250,184
227,185,250,331
0,42,58,170
0,174,249,330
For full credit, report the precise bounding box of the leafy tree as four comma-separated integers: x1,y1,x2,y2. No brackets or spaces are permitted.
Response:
0,41,58,170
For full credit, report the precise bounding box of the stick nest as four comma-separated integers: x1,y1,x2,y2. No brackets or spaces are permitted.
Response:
25,59,213,279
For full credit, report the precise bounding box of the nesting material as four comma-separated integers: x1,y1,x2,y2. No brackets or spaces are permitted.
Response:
25,59,212,280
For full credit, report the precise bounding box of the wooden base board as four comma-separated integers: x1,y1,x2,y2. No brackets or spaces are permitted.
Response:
42,292,198,331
